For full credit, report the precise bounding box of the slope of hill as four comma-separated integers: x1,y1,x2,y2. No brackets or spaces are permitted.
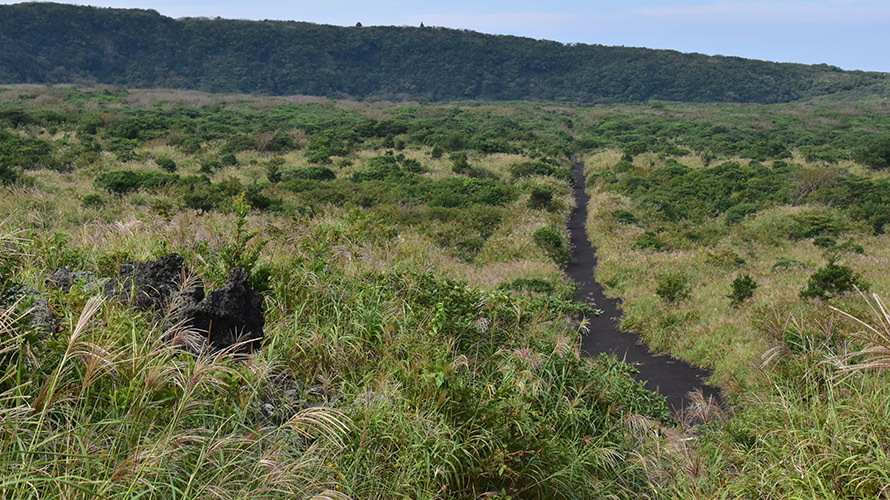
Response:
1,2,888,103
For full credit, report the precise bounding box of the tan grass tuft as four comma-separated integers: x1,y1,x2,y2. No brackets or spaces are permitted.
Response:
826,290,890,374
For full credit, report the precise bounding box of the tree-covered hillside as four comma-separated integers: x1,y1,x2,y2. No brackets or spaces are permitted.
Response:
1,2,888,103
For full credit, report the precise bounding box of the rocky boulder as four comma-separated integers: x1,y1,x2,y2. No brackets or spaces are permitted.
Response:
99,253,264,353
48,267,105,294
180,268,264,353
106,253,204,311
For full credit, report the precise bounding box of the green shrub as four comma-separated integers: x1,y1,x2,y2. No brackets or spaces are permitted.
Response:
0,162,19,185
834,238,865,254
614,160,634,173
527,186,555,210
266,160,283,183
351,155,405,182
727,273,757,307
216,194,270,291
220,153,238,167
533,226,570,265
725,203,760,225
293,166,337,182
813,236,837,248
81,193,105,208
221,133,257,153
612,209,637,225
615,160,792,223
800,258,865,300
655,271,689,302
199,158,222,174
451,152,470,175
154,155,177,173
400,157,424,173
94,170,177,196
789,212,846,239
427,178,516,208
743,140,792,161
498,278,554,294
854,136,890,170
705,249,746,268
634,231,667,251
509,159,572,183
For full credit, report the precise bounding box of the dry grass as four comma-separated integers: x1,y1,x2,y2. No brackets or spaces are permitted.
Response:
827,291,890,374
582,149,890,389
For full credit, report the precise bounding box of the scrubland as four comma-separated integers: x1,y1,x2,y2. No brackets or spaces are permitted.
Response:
1,86,889,498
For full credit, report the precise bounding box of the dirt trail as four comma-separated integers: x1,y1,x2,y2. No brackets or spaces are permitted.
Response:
566,160,719,411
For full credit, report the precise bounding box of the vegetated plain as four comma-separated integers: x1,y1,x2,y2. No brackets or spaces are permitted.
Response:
0,85,889,498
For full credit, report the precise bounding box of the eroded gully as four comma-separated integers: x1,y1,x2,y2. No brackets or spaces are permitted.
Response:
566,160,720,411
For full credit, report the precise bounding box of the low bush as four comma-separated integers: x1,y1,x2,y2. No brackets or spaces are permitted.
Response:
789,211,846,239
509,159,573,183
725,203,760,225
655,271,689,303
813,236,837,248
533,226,570,265
834,238,865,254
854,135,890,170
528,186,555,211
634,231,668,251
727,273,757,307
772,258,806,271
498,277,554,294
154,155,177,173
612,209,637,225
94,169,178,196
0,162,19,184
81,193,105,208
799,258,865,299
284,166,336,182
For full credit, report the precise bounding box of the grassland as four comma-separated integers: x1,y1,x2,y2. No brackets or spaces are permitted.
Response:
1,85,890,498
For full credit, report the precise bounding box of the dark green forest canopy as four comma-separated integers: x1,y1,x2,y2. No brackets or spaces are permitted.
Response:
1,2,888,103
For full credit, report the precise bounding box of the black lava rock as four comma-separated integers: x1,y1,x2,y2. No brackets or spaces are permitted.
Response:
48,267,102,294
3,285,57,334
107,253,204,310
181,268,264,353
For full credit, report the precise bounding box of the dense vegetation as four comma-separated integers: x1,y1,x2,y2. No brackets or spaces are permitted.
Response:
2,85,890,498
581,103,890,496
1,3,889,103
0,86,668,498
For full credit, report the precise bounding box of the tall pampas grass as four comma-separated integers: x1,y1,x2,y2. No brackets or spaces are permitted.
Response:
828,290,890,374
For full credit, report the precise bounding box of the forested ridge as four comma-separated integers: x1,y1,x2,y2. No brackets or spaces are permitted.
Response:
1,2,888,103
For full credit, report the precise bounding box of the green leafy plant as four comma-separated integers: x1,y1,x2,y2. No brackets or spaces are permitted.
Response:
527,186,555,211
217,194,270,290
612,209,637,225
154,155,177,173
94,169,177,196
813,236,837,248
800,257,865,300
655,271,689,302
854,136,890,170
727,273,757,307
533,226,570,265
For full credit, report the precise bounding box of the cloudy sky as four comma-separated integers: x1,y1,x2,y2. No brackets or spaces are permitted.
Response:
5,0,888,71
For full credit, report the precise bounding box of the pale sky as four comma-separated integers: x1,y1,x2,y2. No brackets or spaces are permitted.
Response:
4,0,888,72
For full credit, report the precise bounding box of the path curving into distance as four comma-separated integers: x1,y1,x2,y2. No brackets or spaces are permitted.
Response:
566,160,720,411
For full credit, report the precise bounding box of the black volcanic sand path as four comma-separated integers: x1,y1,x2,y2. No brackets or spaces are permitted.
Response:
566,160,720,411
